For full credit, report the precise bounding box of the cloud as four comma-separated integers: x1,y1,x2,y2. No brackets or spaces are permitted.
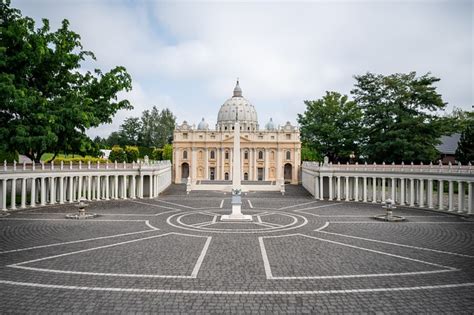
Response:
13,0,473,138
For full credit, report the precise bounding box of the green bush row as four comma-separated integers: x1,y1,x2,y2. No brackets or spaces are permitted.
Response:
54,156,108,163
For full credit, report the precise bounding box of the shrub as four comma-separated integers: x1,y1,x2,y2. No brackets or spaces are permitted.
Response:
152,148,163,160
162,144,173,161
0,150,19,163
54,156,108,164
138,146,154,159
108,146,127,163
125,146,139,163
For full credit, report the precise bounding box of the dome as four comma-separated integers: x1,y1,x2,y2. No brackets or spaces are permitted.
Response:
265,118,276,130
216,80,259,131
197,117,209,130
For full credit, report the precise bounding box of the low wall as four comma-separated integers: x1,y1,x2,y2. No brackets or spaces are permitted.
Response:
0,160,172,211
302,161,474,215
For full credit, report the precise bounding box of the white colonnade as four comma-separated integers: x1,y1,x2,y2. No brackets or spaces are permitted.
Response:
302,161,474,215
0,160,172,211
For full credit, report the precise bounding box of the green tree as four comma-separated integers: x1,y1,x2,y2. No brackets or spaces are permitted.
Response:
351,72,452,163
162,143,173,161
455,111,474,164
297,91,363,163
124,145,139,163
301,146,320,162
0,1,132,162
108,145,126,163
119,117,142,146
140,106,176,147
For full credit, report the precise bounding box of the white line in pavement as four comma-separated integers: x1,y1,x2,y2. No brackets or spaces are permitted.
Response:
0,229,158,254
315,222,329,232
278,200,319,210
219,200,224,208
145,220,159,230
315,229,474,258
258,237,273,279
0,218,145,222
1,279,473,295
191,237,212,278
248,200,253,208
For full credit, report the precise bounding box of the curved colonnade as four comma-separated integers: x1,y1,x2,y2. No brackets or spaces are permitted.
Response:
302,161,474,215
0,160,172,211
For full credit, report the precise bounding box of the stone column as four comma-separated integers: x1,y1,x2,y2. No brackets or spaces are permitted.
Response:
345,176,350,201
1,179,7,211
438,180,444,210
319,175,324,200
10,178,16,210
123,175,128,199
336,176,341,201
409,178,415,207
264,149,269,181
448,180,454,211
59,177,64,204
328,176,333,200
131,175,136,199
381,177,386,202
354,177,359,201
400,178,405,205
20,178,27,209
105,176,110,200
87,176,92,200
363,177,368,202
427,179,433,209
204,148,209,180
139,175,144,198
253,148,257,181
372,177,377,203
419,179,424,208
78,176,83,199
191,148,197,182
314,175,319,199
149,175,153,198
391,177,396,202
49,177,55,205
114,175,119,200
468,182,473,215
457,181,463,213
40,177,46,206
96,176,101,200
30,178,36,207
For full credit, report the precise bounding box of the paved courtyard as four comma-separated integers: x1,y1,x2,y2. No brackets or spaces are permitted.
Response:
0,184,473,313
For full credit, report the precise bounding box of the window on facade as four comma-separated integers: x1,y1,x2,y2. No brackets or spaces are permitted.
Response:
258,136,263,140
286,150,291,160
244,151,249,160
232,126,234,130
198,150,203,159
199,135,203,139
271,151,275,160
183,133,188,139
210,150,215,159
271,136,275,139
225,151,229,160
183,150,188,159
258,151,264,160
224,126,228,131
286,134,291,140
247,127,250,131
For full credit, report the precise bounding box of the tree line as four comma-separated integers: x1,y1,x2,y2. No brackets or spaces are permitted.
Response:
298,72,473,164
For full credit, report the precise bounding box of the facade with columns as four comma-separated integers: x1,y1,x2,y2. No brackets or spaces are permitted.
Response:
173,81,301,184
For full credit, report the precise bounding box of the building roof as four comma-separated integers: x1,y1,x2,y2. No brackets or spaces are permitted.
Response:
436,133,461,154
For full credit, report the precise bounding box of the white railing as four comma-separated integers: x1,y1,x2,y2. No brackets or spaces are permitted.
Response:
302,161,474,215
0,160,172,211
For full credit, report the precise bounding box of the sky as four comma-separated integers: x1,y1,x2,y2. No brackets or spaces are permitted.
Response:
13,0,474,138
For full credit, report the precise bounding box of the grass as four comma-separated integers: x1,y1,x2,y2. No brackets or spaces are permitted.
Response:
40,153,83,162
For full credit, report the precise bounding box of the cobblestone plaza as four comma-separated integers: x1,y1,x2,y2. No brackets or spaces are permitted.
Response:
0,185,473,313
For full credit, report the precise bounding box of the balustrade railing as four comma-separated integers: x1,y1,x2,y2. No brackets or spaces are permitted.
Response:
0,160,172,212
302,161,474,215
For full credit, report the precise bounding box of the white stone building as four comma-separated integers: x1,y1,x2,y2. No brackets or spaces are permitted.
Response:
173,81,301,184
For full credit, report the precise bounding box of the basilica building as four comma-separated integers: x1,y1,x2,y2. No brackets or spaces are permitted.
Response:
172,81,301,184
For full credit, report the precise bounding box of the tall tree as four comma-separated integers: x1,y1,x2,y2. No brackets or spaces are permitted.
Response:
455,110,474,164
0,1,132,162
140,106,176,148
351,72,452,163
297,91,363,162
119,117,142,146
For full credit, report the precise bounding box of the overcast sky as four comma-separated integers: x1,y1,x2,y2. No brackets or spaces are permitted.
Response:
14,0,473,138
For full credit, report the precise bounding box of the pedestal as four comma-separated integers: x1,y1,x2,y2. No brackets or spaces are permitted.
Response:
221,192,252,221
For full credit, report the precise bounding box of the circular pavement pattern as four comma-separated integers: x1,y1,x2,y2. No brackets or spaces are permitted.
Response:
0,185,473,313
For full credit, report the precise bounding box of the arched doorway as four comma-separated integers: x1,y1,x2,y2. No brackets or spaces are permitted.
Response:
224,172,229,180
244,172,248,180
284,163,292,182
181,163,189,180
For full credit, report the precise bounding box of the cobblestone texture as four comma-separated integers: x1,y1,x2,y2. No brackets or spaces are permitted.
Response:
0,184,473,313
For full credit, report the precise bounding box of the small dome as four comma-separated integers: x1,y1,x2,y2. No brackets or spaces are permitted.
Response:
265,118,276,130
216,80,259,131
197,117,209,130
